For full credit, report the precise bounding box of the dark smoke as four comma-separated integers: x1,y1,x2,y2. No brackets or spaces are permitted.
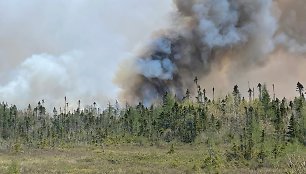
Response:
116,0,306,104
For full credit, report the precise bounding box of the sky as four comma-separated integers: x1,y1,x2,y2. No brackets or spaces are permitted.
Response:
0,0,173,109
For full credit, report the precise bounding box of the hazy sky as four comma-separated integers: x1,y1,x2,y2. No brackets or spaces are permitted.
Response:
1,0,306,110
0,0,173,108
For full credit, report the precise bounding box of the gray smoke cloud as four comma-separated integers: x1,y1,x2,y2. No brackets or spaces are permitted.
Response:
117,0,306,104
0,0,172,109
2,0,306,109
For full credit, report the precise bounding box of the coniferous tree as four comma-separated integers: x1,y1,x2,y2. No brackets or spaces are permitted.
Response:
258,129,266,164
287,114,297,143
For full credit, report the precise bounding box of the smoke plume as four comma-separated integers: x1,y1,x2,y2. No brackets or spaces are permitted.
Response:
0,0,172,109
1,0,306,109
116,0,306,104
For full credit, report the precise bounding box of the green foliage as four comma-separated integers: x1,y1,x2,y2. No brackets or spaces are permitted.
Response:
201,152,223,172
12,141,22,154
261,84,271,119
7,161,20,174
288,114,298,142
167,144,175,154
0,82,305,172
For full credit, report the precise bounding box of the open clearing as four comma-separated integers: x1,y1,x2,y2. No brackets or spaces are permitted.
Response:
0,143,304,174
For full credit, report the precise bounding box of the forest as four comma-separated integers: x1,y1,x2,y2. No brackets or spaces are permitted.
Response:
0,81,306,173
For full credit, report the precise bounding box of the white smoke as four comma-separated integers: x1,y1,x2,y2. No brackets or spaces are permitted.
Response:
152,38,172,54
192,0,278,54
1,53,77,104
194,0,244,48
137,58,175,80
275,33,306,53
0,0,173,109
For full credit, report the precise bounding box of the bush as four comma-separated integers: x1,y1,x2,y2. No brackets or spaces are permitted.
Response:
7,161,20,174
201,155,221,171
167,144,175,154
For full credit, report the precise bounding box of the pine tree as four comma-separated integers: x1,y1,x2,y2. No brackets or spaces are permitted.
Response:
232,85,241,117
257,129,266,164
287,114,297,142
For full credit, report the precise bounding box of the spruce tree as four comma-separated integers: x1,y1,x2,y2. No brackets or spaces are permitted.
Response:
287,114,297,143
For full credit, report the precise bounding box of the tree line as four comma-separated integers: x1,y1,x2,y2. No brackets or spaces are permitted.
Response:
0,81,305,164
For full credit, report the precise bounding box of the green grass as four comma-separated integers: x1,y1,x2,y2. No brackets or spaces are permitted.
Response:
0,143,304,174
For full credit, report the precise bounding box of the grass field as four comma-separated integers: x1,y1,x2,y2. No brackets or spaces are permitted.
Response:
0,143,305,174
